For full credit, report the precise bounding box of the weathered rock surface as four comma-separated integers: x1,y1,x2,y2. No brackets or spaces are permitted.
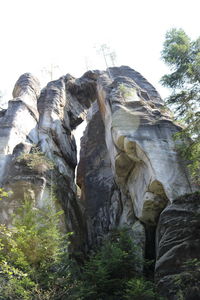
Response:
96,66,194,225
77,101,123,248
0,67,198,295
0,72,98,239
0,74,41,225
36,72,98,250
155,192,200,299
77,99,147,251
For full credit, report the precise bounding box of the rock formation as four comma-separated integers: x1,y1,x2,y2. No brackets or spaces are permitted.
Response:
77,101,123,249
156,192,200,299
0,73,40,225
0,71,98,251
96,67,193,225
0,66,198,299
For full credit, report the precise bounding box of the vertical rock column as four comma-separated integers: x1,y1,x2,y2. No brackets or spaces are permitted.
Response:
0,73,40,225
37,71,99,252
37,74,86,249
97,66,193,226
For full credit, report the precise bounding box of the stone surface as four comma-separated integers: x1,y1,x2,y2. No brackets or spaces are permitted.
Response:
77,99,146,256
0,73,40,186
77,101,123,248
96,66,194,225
0,73,41,225
0,72,97,243
155,192,200,300
0,66,197,276
37,73,97,251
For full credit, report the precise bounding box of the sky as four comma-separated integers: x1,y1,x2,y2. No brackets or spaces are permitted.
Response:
0,0,199,104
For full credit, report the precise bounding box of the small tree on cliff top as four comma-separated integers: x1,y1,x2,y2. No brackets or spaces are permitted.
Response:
161,28,200,183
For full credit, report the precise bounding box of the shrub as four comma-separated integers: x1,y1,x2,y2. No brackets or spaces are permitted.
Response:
0,197,72,299
0,191,163,299
74,229,160,300
124,277,156,300
17,148,54,172
0,188,9,200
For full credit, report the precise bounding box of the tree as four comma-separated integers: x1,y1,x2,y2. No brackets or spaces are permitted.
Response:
161,28,200,184
0,197,72,299
74,229,161,300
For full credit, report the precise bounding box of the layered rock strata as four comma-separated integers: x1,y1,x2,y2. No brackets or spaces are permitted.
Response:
156,192,200,299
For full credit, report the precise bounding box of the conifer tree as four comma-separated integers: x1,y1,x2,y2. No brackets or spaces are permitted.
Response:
161,28,200,183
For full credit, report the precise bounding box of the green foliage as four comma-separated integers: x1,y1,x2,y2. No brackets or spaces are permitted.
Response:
74,229,160,300
124,278,156,300
0,188,9,200
0,192,162,299
119,83,136,100
161,28,200,184
0,259,35,300
17,148,54,172
0,197,72,299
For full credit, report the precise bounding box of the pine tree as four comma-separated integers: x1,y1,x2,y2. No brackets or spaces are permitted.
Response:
161,28,200,184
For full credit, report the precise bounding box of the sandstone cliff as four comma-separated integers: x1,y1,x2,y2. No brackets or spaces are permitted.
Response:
0,66,198,299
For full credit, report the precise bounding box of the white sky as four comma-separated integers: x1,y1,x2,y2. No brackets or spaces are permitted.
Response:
0,0,199,101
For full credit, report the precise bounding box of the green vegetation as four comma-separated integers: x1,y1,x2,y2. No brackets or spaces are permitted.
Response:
0,197,72,299
17,148,54,172
0,198,161,300
72,229,162,300
119,83,137,101
0,188,9,200
161,28,200,184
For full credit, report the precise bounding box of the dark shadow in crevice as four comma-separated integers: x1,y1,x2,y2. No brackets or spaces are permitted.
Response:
144,224,156,280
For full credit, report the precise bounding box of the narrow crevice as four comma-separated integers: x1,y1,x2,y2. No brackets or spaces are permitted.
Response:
144,224,157,280
73,119,87,183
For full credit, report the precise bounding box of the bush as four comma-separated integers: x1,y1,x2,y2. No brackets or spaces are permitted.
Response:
124,278,156,300
74,229,160,300
0,197,72,299
17,148,54,172
0,192,162,299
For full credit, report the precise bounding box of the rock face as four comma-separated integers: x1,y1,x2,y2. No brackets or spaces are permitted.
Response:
76,66,198,297
155,192,200,300
0,73,40,183
36,71,99,250
0,73,40,225
77,101,123,249
0,71,98,249
96,66,193,225
0,66,198,298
